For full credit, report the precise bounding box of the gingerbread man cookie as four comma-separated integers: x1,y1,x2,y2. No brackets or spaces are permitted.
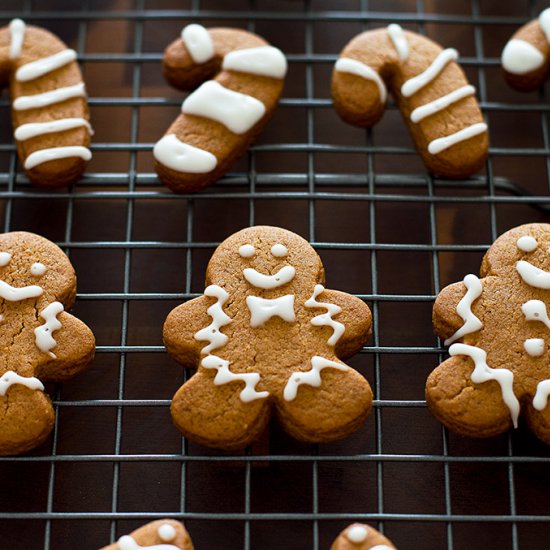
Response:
0,232,95,455
99,519,193,550
154,24,287,193
331,523,397,550
0,19,92,187
427,223,550,443
163,226,372,449
331,23,488,179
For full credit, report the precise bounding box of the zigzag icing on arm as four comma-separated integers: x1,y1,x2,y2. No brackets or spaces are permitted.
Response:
305,284,345,346
34,301,64,358
194,285,232,354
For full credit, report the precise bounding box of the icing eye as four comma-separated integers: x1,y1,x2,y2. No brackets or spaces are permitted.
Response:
271,243,288,257
239,244,255,258
517,235,538,252
30,262,47,276
0,252,11,266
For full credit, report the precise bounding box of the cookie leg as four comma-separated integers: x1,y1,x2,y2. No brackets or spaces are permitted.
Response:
276,359,373,443
171,372,271,450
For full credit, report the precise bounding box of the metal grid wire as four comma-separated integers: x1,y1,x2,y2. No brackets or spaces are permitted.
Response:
1,0,550,549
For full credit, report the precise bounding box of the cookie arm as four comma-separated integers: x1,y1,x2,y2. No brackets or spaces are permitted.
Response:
432,280,470,343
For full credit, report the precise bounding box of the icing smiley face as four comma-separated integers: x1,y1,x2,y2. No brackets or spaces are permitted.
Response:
427,223,550,444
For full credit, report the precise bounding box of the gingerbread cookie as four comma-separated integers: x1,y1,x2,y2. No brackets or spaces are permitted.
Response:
163,226,372,449
330,523,397,550
501,8,550,91
0,232,95,455
427,223,550,442
99,519,193,550
0,19,92,187
331,24,488,179
153,24,287,193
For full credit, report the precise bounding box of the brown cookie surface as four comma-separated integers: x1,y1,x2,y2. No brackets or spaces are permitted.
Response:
330,523,397,550
331,24,488,179
154,24,286,193
427,223,550,442
0,231,95,455
99,519,193,550
164,226,372,450
0,19,92,187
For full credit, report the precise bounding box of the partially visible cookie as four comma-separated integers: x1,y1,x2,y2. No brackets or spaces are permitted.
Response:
0,19,92,187
99,519,193,550
501,8,550,91
0,231,95,455
427,223,550,443
331,523,397,550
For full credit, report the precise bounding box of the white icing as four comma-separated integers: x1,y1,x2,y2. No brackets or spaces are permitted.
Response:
533,379,550,411
427,122,487,155
194,285,232,355
521,299,550,329
0,371,44,396
30,262,46,276
246,295,296,327
305,284,344,346
346,525,368,543
243,265,295,289
157,524,176,542
239,244,255,258
181,23,214,64
13,82,87,111
0,252,11,266
334,57,387,103
15,118,92,141
34,301,64,358
222,46,288,79
449,343,520,428
443,274,483,346
410,84,475,123
370,546,394,550
153,134,217,174
16,49,77,82
501,39,545,75
387,23,409,61
517,235,538,252
9,19,26,60
116,534,179,550
270,244,287,257
524,338,545,357
24,146,92,170
539,8,550,44
0,279,43,301
182,80,266,135
401,48,458,97
201,354,269,402
283,356,349,401
517,260,550,289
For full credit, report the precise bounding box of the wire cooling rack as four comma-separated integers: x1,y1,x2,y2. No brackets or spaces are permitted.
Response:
1,0,550,549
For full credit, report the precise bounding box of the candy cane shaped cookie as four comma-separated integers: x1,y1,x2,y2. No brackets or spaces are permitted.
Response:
154,24,287,193
501,8,550,91
331,24,488,179
0,19,92,187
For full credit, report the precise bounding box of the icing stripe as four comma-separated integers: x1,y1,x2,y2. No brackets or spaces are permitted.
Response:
501,39,545,75
194,285,232,354
153,134,217,174
387,23,409,61
516,260,550,289
449,343,520,428
443,274,483,346
9,18,26,60
24,146,92,169
427,122,487,155
13,82,86,111
14,118,92,141
305,284,345,346
182,80,266,135
181,23,214,64
0,371,44,396
410,85,476,123
283,356,349,401
16,49,77,82
539,8,550,44
533,379,550,411
34,301,64,358
222,46,288,79
0,279,43,301
401,48,458,97
334,57,387,103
